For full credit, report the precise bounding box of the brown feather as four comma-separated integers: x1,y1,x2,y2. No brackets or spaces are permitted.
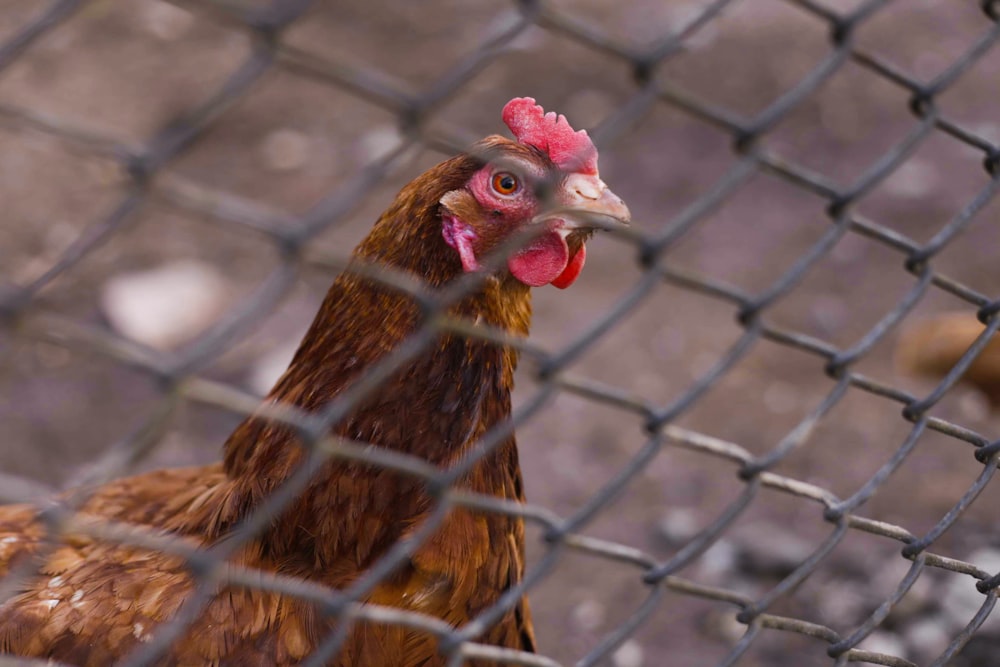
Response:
895,312,1000,406
0,136,561,665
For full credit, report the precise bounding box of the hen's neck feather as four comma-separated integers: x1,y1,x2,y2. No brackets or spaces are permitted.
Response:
211,150,533,565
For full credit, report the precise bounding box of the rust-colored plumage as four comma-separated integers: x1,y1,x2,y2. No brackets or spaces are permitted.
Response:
895,312,1000,407
0,98,629,665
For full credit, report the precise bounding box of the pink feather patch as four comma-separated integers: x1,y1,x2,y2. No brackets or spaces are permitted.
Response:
502,97,598,175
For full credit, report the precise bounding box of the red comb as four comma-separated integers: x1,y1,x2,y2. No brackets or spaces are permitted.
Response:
502,97,598,175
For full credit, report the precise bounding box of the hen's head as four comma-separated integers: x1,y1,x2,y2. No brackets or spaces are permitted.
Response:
439,97,630,289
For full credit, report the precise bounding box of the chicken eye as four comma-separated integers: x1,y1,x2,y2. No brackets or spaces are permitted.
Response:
491,172,519,195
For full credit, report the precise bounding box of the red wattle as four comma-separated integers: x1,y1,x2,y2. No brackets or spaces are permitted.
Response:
551,243,585,289
507,229,570,287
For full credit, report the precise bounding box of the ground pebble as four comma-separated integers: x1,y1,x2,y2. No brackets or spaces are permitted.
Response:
356,126,404,163
859,632,908,660
941,549,1000,633
698,539,739,581
956,386,991,422
655,508,700,547
260,129,311,172
884,159,937,199
140,2,194,41
815,581,868,627
611,639,644,667
570,598,606,633
871,557,934,621
100,260,227,350
903,615,952,659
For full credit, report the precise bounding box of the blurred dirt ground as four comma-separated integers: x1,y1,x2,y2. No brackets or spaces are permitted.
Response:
2,1,1000,665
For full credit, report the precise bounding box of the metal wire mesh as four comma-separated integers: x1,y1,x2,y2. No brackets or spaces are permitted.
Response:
1,0,1000,665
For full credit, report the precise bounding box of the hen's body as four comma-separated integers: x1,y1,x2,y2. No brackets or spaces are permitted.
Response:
0,98,629,665
0,154,533,666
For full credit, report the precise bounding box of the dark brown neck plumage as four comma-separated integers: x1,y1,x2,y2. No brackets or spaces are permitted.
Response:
213,152,532,568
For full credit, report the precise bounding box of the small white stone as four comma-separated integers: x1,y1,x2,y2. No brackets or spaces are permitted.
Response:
903,616,951,658
100,260,228,350
0,536,18,544
656,508,700,546
570,598,606,633
41,598,60,610
48,576,63,589
956,387,991,423
356,126,404,163
816,584,867,626
941,549,1000,632
859,631,907,661
140,1,195,41
884,160,937,199
70,590,84,604
612,639,644,667
259,129,311,172
698,539,739,581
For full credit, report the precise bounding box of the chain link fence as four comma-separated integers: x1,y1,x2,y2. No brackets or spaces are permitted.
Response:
1,0,1000,665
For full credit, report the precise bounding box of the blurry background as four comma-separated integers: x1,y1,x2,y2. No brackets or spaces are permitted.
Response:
2,1,1000,665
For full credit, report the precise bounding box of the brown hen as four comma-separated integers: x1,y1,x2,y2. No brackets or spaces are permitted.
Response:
895,311,1000,407
0,98,630,666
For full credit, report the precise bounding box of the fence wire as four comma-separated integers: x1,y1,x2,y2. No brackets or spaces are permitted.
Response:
1,0,1000,665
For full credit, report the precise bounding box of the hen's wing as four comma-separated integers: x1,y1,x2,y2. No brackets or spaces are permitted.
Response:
0,465,315,666
0,463,528,666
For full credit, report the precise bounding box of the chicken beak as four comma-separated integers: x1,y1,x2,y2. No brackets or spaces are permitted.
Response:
560,172,631,230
